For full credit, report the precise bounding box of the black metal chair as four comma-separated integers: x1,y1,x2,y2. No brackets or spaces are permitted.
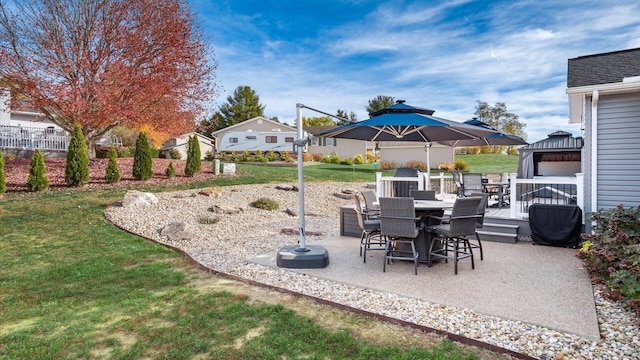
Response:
353,194,384,262
378,197,421,275
426,197,482,274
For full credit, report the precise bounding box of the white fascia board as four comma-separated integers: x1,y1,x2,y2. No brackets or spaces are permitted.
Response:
566,81,640,95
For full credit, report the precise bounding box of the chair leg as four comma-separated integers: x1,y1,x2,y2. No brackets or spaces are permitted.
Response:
383,238,392,272
475,232,484,260
411,240,418,275
453,239,459,275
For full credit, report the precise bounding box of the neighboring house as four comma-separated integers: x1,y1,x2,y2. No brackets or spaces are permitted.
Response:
0,88,62,130
566,47,640,216
305,125,371,160
211,116,295,141
306,125,454,165
377,141,454,168
158,132,215,160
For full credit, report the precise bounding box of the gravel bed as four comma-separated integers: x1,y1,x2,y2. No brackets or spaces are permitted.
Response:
104,182,640,359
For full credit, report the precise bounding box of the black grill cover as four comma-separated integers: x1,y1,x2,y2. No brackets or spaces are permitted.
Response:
529,204,582,248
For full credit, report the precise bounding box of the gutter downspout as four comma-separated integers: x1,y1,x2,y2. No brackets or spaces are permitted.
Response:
590,90,599,218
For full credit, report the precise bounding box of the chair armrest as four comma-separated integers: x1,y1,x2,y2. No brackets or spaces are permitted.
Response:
449,214,482,220
378,215,421,221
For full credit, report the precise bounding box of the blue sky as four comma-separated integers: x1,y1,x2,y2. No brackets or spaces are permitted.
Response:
190,0,640,142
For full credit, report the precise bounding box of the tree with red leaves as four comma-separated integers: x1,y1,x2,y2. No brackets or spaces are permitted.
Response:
0,0,217,157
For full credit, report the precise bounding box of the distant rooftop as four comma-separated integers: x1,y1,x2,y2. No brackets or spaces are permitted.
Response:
519,131,583,151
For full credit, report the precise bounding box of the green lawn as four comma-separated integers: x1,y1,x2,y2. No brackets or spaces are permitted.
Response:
0,162,513,359
456,154,519,175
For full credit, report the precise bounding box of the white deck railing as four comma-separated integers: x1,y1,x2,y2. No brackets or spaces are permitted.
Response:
375,171,585,222
0,125,70,151
509,173,584,221
375,171,454,198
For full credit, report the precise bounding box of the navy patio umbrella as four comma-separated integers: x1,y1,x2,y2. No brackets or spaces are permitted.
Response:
437,119,527,147
318,102,498,143
315,101,499,187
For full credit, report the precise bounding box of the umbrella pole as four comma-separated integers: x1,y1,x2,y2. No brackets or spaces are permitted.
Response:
296,104,307,251
275,103,329,269
426,143,432,190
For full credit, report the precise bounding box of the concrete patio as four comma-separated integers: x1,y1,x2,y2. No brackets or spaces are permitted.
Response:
251,236,600,341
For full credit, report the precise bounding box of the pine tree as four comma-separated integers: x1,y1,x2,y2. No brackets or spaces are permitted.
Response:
133,132,153,180
185,135,201,176
27,149,49,192
0,149,6,195
165,161,176,179
65,124,90,186
105,146,120,183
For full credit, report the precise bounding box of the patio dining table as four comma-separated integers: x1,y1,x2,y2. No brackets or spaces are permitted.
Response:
482,182,509,209
410,200,454,263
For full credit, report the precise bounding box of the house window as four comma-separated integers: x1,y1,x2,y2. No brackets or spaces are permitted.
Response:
311,137,319,146
229,137,238,143
266,136,277,143
325,137,335,146
285,137,294,143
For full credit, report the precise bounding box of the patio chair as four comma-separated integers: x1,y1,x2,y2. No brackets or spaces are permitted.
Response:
409,190,436,200
468,192,489,260
426,197,481,275
353,194,384,262
361,190,380,218
461,173,484,197
378,197,421,275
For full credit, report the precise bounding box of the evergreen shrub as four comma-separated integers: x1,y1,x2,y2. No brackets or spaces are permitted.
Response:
27,149,48,192
185,135,202,176
165,162,176,179
105,146,120,183
65,124,90,186
133,132,153,180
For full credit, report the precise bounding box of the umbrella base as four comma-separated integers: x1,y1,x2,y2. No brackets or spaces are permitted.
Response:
277,245,329,269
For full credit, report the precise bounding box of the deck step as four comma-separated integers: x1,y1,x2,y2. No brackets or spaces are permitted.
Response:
476,230,518,243
481,222,518,235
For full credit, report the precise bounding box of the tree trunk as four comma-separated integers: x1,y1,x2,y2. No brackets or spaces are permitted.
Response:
86,137,97,159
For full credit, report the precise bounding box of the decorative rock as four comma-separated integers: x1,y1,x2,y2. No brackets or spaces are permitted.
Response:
168,230,193,241
341,188,357,194
199,187,223,197
365,183,376,189
211,204,243,214
284,208,298,217
160,221,185,236
280,227,323,236
276,184,298,191
122,190,158,207
333,192,352,200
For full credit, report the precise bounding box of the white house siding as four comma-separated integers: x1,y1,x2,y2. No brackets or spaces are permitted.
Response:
211,117,296,146
596,93,640,209
308,138,370,159
159,133,215,160
379,143,454,167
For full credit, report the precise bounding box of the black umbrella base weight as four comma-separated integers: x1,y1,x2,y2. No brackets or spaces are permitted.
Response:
277,245,329,269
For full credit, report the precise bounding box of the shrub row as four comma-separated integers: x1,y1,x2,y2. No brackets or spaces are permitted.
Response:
579,205,640,317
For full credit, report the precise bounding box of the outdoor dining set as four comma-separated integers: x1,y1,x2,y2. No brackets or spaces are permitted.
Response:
352,189,489,275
